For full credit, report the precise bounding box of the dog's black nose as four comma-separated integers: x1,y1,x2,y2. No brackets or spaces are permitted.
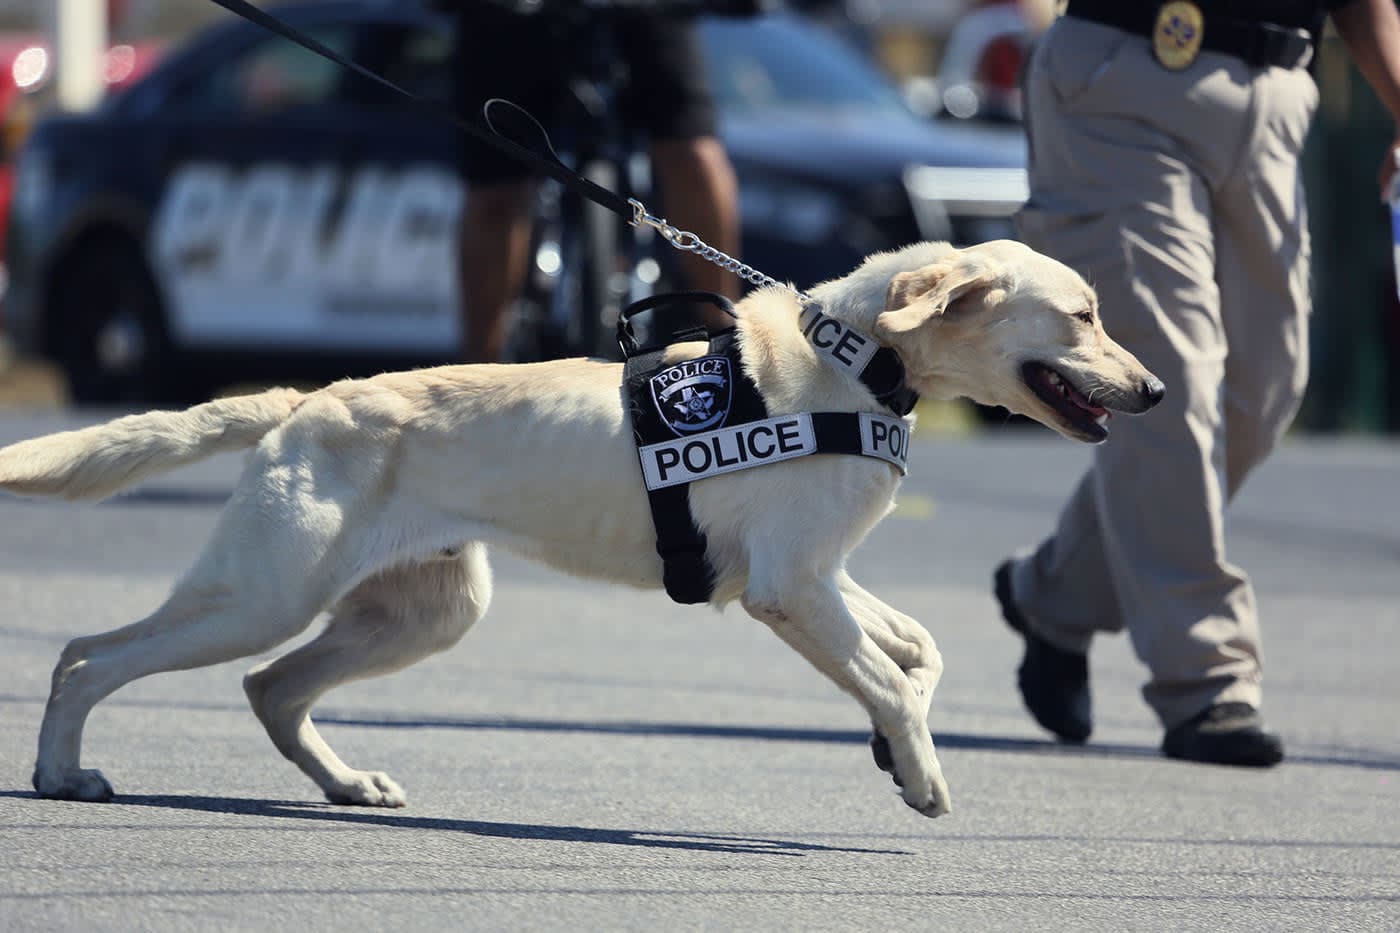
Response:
1142,376,1166,407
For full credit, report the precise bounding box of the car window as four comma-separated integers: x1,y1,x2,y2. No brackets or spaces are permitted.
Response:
362,25,454,108
700,16,917,122
167,26,356,116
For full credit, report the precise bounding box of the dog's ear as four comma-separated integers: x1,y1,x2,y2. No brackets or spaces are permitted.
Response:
876,263,999,340
883,265,949,313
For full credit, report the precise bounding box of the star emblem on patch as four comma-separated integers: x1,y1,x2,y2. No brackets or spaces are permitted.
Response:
649,355,734,436
673,386,716,422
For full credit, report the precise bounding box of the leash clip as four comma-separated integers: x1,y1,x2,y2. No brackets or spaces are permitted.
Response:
627,198,809,298
628,198,690,246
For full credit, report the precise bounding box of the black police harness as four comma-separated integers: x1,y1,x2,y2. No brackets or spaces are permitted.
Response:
620,292,918,604
195,0,914,609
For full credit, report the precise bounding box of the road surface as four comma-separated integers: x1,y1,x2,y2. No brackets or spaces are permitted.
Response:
1,410,1396,931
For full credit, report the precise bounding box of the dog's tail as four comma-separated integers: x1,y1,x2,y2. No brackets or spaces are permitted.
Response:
0,387,305,502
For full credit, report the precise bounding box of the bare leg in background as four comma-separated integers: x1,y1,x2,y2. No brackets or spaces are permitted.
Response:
458,181,536,363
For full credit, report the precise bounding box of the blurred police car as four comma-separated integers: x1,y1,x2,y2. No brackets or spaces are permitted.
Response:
5,2,1026,403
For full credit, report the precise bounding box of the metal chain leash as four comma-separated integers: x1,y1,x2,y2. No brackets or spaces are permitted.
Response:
629,198,812,302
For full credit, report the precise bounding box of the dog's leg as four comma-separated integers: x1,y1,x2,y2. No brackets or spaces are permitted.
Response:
33,438,369,802
837,572,944,783
838,572,943,710
742,570,951,818
243,543,490,807
33,576,324,802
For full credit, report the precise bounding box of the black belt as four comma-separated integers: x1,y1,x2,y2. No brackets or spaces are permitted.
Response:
1064,0,1314,70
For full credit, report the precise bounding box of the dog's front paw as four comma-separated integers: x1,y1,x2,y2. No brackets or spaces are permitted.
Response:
32,766,115,802
324,770,407,808
869,732,901,785
870,729,952,818
905,774,952,818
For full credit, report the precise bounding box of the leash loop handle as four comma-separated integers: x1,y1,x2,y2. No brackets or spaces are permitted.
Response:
483,97,561,165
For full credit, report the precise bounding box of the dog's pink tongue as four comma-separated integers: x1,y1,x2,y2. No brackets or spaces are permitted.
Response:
1066,387,1108,418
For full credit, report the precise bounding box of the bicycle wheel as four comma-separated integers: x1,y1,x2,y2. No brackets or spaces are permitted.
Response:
537,158,626,361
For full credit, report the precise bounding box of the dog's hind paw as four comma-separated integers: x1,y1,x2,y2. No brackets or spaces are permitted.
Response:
32,766,115,802
324,770,407,808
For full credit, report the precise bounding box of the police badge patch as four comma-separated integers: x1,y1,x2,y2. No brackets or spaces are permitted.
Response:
650,355,734,436
1153,1,1205,71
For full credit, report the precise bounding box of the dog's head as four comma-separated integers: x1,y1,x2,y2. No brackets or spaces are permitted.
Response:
871,240,1164,443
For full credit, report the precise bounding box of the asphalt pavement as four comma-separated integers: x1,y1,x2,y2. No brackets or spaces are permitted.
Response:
1,409,1396,931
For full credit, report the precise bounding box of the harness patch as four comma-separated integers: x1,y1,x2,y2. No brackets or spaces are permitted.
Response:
640,414,818,490
650,355,733,436
801,309,879,375
618,291,917,605
859,413,910,471
639,412,910,491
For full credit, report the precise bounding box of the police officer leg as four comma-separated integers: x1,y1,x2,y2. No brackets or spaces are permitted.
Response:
1010,19,1269,736
1215,66,1318,500
650,136,742,305
459,181,536,363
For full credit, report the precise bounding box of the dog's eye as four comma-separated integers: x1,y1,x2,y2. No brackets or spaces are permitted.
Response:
1074,311,1095,325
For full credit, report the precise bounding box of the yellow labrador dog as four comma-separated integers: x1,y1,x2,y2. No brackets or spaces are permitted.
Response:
0,240,1161,818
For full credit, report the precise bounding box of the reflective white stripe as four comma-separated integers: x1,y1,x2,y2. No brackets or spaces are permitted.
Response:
640,414,817,490
859,413,910,474
798,305,880,378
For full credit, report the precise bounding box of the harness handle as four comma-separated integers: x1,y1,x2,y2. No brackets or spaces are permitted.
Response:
616,291,736,358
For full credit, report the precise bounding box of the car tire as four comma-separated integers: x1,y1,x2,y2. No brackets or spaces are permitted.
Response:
49,236,195,406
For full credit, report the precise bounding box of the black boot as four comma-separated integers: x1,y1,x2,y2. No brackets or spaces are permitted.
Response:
994,561,1092,743
1161,702,1284,767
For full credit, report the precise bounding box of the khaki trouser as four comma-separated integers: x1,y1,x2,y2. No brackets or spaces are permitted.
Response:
1010,17,1318,728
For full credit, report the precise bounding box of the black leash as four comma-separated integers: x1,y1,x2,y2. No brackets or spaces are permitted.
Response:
203,0,633,218
203,0,800,296
202,0,917,420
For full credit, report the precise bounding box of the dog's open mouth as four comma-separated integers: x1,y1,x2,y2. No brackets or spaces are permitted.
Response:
1022,361,1110,442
